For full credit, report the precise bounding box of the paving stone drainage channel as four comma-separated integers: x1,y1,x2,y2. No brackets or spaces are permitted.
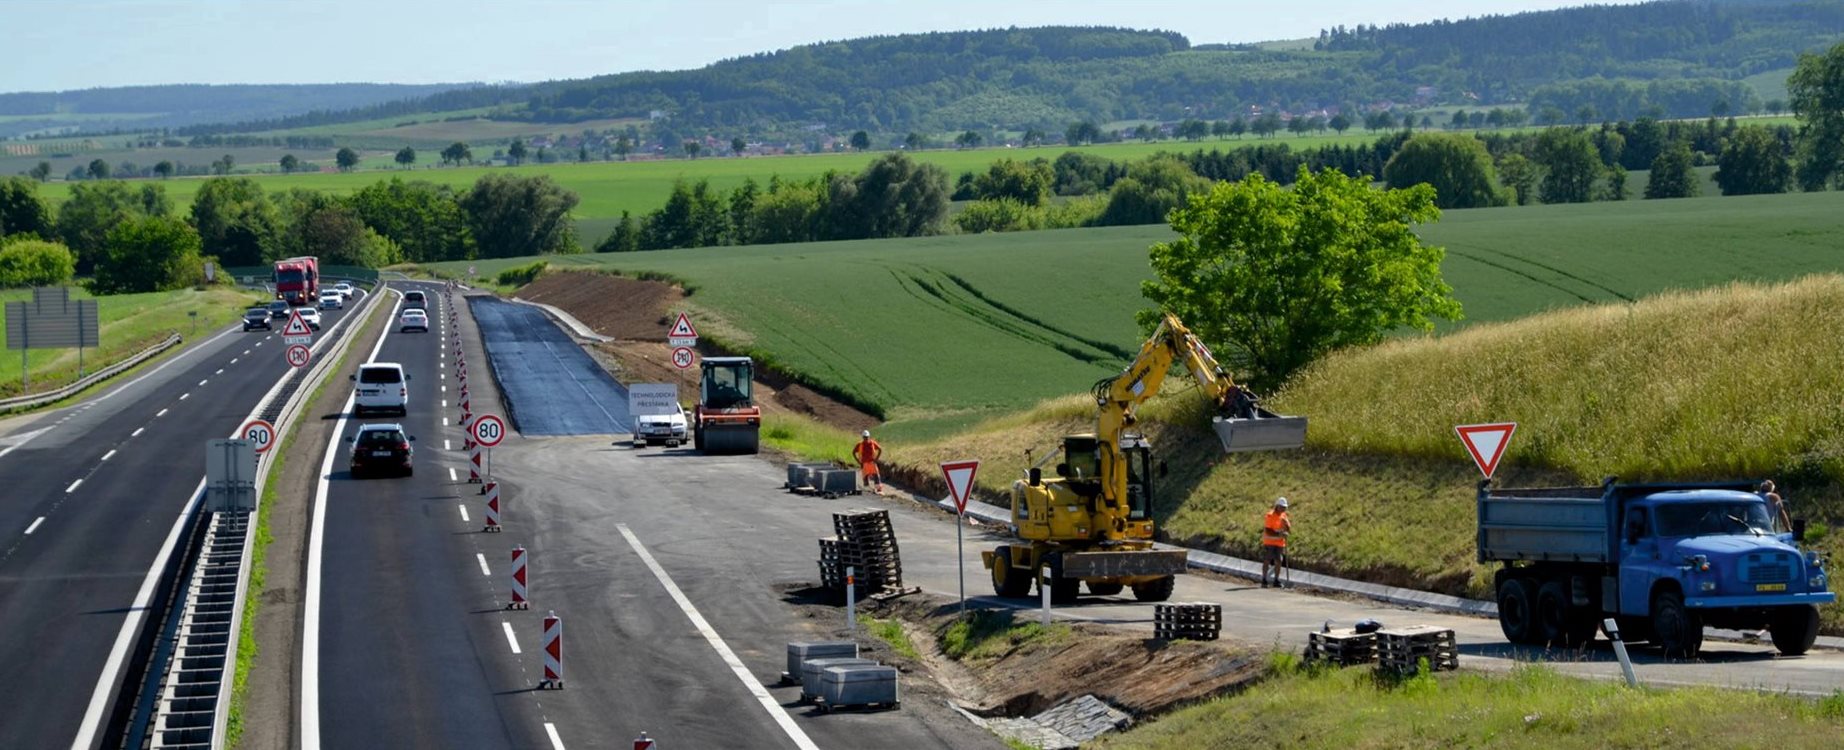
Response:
128,286,383,749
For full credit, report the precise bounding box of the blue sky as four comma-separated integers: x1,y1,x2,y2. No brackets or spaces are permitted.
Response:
4,0,1647,93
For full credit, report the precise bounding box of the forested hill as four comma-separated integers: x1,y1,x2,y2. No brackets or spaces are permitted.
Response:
193,0,1844,137
0,83,472,138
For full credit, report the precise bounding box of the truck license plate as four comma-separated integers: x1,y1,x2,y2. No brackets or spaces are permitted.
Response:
1755,583,1787,592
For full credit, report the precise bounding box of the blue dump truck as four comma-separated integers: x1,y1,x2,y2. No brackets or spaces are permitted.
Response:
1479,479,1833,658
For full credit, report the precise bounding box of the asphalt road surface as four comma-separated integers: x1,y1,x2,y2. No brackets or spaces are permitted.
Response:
0,297,359,750
468,297,629,436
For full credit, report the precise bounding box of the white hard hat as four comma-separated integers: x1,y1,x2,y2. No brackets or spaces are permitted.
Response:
1274,497,1289,508
862,430,871,437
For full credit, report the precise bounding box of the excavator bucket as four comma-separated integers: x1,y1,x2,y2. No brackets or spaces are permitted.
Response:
1211,407,1307,453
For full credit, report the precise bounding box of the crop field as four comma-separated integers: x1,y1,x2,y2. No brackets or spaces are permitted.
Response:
429,189,1844,434
0,286,265,399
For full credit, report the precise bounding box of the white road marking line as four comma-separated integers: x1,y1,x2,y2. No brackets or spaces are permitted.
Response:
476,553,490,575
500,622,521,654
66,479,83,493
441,385,446,393
255,341,262,346
101,449,116,461
231,357,239,364
617,524,820,750
441,400,447,409
24,516,44,535
442,418,448,426
215,368,224,375
444,439,451,451
243,350,250,355
449,466,458,482
199,379,208,386
156,409,168,417
544,723,566,750
180,393,189,400
132,427,145,437
458,504,470,522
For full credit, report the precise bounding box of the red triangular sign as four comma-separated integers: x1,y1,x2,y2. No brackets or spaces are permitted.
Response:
1455,422,1517,479
668,313,698,339
941,459,979,513
282,309,312,336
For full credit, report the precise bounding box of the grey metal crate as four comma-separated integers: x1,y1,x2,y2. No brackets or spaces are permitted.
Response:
787,463,834,489
785,641,858,683
814,469,859,496
818,664,900,711
801,657,879,702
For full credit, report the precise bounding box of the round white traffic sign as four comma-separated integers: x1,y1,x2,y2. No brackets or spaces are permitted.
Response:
241,419,277,453
472,414,506,447
285,344,311,368
671,346,695,370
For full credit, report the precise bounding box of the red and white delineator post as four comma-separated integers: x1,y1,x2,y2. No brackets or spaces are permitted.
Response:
468,441,483,483
633,732,654,749
482,481,501,532
509,545,529,609
460,391,472,427
541,611,563,689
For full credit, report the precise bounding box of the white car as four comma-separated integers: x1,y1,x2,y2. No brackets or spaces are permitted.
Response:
318,290,344,310
293,306,323,330
351,363,410,416
399,309,429,333
334,282,355,299
634,404,689,447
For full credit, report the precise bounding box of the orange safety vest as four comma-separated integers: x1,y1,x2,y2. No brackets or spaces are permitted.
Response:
853,439,882,476
1262,510,1290,547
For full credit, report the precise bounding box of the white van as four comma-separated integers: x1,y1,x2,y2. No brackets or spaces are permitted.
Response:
352,363,410,416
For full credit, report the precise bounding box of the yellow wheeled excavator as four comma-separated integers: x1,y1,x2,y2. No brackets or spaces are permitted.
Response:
981,312,1306,603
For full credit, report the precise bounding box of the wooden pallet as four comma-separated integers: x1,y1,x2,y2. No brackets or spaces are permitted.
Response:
1375,626,1458,673
1153,603,1222,641
1306,629,1377,666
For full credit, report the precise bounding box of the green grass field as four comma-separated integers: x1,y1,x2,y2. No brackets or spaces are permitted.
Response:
0,286,265,399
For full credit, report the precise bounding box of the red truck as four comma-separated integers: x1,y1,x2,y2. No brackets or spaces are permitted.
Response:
274,256,319,306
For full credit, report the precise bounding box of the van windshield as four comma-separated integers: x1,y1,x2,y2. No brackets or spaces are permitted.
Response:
358,367,402,384
1653,501,1775,537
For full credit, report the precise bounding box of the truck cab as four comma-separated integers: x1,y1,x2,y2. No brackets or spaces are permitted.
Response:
1618,490,1830,632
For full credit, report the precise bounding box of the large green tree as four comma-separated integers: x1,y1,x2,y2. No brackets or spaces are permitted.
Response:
0,238,76,288
1382,133,1509,209
190,178,280,267
348,178,473,262
91,216,206,294
1789,40,1844,190
0,177,53,241
1140,168,1462,389
440,142,472,166
1534,128,1604,204
335,147,360,172
458,173,581,257
1097,157,1209,226
1714,126,1792,195
971,159,1054,206
395,147,417,169
1643,142,1700,199
1497,153,1538,205
56,181,147,274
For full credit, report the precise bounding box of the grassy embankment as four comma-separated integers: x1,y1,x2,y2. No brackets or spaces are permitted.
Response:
0,286,264,400
1096,654,1844,750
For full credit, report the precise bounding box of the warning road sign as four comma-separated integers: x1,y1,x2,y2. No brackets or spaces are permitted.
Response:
667,312,698,340
671,346,695,370
472,414,506,447
240,419,277,453
282,309,313,345
941,459,980,514
1455,422,1517,479
285,344,311,368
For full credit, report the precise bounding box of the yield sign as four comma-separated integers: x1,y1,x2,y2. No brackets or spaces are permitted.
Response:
667,312,698,340
1455,422,1517,479
940,459,979,514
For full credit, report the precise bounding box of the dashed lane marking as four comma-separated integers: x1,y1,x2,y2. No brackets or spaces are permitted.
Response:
24,517,44,535
501,622,521,654
458,504,469,522
476,553,490,576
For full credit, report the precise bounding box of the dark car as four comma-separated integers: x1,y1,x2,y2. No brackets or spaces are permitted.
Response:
402,290,427,310
268,300,291,319
348,423,415,478
242,308,272,331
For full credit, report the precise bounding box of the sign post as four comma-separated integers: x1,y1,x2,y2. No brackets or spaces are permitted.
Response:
473,413,506,480
1455,422,1518,480
941,459,980,611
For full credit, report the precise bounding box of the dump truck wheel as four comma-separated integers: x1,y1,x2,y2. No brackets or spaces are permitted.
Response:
1651,590,1702,659
1086,581,1124,596
990,546,1032,598
1770,606,1819,656
1496,577,1537,644
1536,581,1593,647
1131,575,1175,602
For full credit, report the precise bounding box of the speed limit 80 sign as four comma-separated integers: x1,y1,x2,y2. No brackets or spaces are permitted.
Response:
471,414,506,447
240,419,277,453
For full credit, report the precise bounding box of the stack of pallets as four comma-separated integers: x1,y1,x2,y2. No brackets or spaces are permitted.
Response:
818,510,906,597
1376,626,1458,674
1305,628,1377,666
1153,602,1221,641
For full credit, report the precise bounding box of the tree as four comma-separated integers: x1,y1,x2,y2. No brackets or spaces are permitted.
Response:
1251,113,1282,138
578,144,590,163
458,173,581,258
279,154,300,173
0,238,76,288
211,154,235,175
87,159,110,180
1097,157,1209,226
154,161,175,179
336,147,360,172
1178,119,1210,141
1715,126,1792,195
1534,128,1603,203
1141,168,1459,389
1576,104,1598,125
613,137,632,160
1766,99,1786,116
138,184,171,217
441,142,472,166
1644,142,1700,199
1066,121,1101,146
850,130,871,151
507,140,528,166
955,130,983,149
1228,117,1247,139
731,137,747,157
1329,113,1352,134
57,181,147,274
1497,153,1537,205
596,211,641,252
190,177,281,267
1382,133,1509,209
0,177,54,241
91,216,205,295
1790,40,1844,190
395,147,416,169
29,162,51,182
1022,127,1047,147
904,132,925,151
971,159,1054,206
683,141,702,159
349,178,473,262
728,178,759,245
295,202,400,267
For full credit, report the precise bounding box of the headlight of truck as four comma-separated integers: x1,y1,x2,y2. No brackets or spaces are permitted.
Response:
1699,581,1717,592
1807,550,1825,569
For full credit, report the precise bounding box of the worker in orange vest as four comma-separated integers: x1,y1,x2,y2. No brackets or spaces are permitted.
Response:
1261,497,1292,588
852,429,884,494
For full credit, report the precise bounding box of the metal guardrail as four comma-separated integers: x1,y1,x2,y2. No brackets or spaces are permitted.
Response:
0,333,183,414
135,285,385,750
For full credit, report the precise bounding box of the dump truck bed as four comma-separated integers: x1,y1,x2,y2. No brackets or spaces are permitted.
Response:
1476,487,1612,564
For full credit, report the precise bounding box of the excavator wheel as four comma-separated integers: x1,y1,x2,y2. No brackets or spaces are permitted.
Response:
1085,581,1125,597
1131,576,1176,602
990,546,1032,598
1044,554,1081,605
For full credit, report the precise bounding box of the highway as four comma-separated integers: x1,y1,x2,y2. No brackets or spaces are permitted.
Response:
0,295,361,750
